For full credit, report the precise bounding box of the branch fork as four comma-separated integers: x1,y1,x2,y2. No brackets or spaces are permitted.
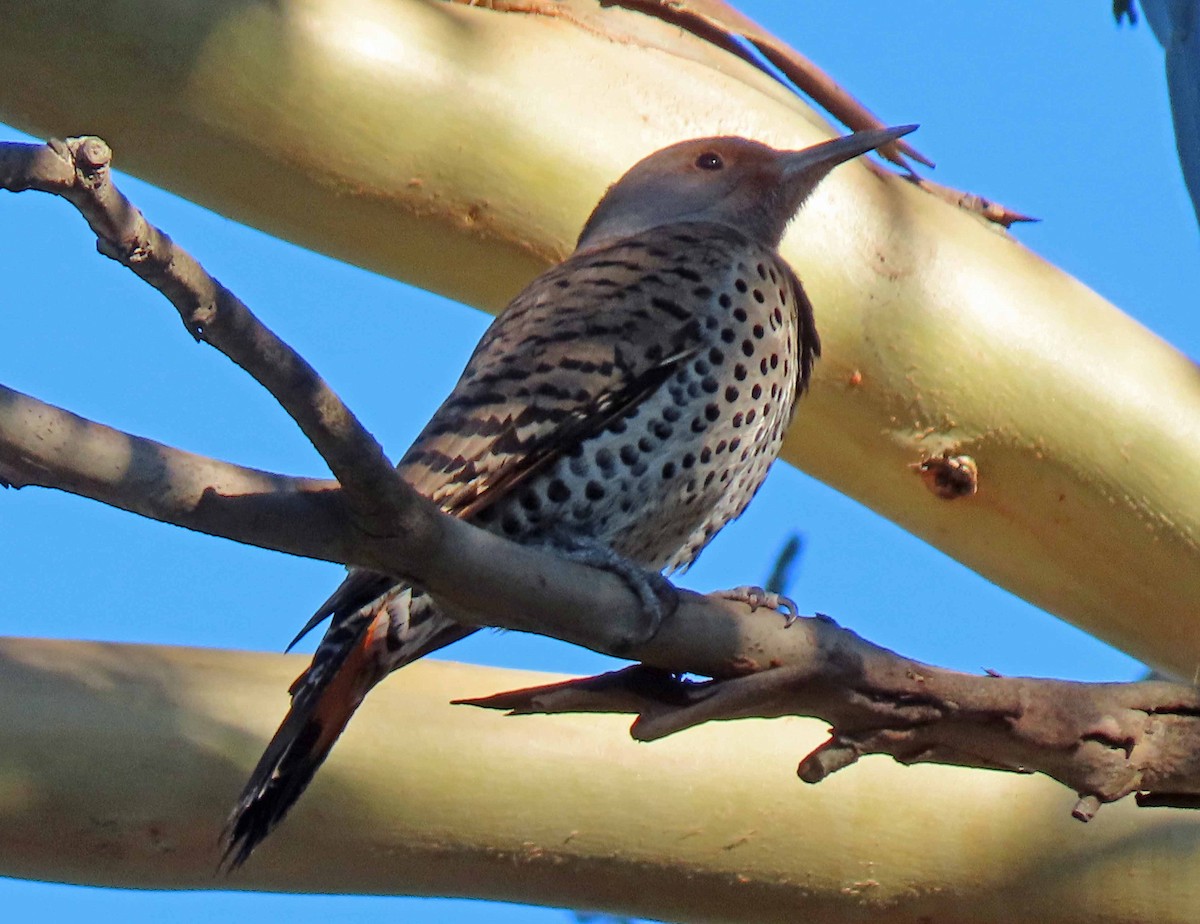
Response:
3,134,1199,824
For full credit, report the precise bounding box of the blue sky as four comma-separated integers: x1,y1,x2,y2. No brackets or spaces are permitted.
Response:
1,3,1196,921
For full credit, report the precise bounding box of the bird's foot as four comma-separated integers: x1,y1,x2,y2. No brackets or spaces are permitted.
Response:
548,537,676,650
709,585,800,626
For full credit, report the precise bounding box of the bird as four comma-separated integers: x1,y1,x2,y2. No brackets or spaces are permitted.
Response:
222,124,916,868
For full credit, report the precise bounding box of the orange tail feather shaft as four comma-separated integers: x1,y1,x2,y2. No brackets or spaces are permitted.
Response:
223,583,475,870
221,607,389,870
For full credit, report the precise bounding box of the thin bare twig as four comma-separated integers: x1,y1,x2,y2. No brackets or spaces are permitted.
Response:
0,135,408,539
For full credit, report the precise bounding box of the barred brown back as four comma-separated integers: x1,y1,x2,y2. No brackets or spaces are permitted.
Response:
400,222,816,572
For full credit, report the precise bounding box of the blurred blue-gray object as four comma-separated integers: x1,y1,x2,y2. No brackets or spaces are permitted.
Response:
1139,0,1200,228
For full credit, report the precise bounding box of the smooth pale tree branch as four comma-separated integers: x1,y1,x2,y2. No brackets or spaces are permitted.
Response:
1,0,1197,678
3,637,1200,924
6,134,1200,827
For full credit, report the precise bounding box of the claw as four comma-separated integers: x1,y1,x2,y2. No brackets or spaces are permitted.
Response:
548,535,676,649
710,585,800,626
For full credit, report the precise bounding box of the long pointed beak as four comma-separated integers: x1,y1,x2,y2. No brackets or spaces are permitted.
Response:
782,124,919,178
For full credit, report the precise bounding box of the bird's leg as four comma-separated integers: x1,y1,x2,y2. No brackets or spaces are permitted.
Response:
539,533,678,651
708,586,800,626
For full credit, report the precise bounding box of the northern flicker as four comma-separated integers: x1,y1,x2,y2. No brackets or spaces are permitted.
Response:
223,125,916,867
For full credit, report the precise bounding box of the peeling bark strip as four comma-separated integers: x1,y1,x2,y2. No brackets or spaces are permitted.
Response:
4,134,1200,835
449,0,1038,225
599,0,932,169
453,0,927,169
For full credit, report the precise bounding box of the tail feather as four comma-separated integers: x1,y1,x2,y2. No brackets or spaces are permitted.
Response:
222,607,384,870
285,571,393,653
222,582,475,870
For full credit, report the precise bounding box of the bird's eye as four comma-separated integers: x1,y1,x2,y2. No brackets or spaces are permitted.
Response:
695,152,724,171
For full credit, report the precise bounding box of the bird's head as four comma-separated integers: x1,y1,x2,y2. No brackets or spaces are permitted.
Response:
576,125,917,252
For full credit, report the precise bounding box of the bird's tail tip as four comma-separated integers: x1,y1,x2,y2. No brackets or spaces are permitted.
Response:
219,713,332,873
219,637,376,871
